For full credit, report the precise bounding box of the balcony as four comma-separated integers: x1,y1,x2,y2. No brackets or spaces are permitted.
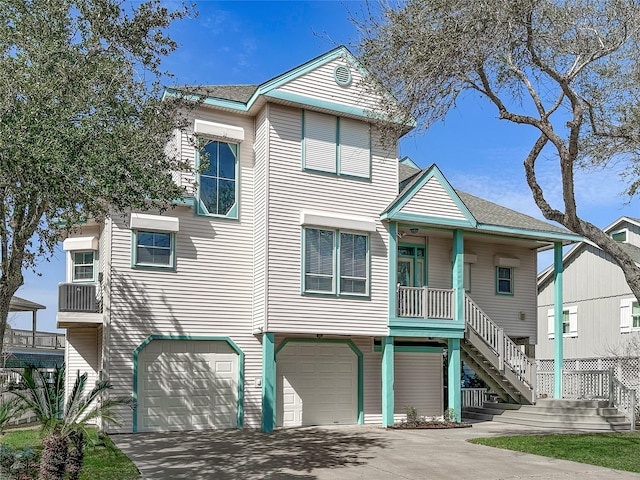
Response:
4,329,65,350
396,286,454,319
57,283,102,328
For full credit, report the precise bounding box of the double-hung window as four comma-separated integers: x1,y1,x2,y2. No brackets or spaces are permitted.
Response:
496,267,513,295
621,298,640,332
197,140,238,218
72,251,95,282
304,227,369,296
303,110,370,179
547,306,578,338
132,231,175,269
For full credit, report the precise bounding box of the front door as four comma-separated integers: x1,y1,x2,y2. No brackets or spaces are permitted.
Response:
398,245,426,287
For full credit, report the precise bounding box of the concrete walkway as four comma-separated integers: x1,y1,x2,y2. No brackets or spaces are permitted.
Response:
113,421,640,479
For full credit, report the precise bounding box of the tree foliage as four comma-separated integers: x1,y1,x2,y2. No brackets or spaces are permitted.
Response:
0,0,194,353
355,0,640,299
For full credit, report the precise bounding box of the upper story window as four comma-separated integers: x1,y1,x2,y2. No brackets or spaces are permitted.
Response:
196,140,238,218
72,251,95,282
548,306,578,338
496,267,513,295
611,229,627,243
302,110,370,179
303,227,369,296
132,231,175,270
620,298,640,333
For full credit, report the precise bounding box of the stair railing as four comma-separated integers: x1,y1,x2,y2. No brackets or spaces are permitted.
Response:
464,294,536,390
609,370,637,431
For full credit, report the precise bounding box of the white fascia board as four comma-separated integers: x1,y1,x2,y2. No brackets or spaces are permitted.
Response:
300,210,377,232
494,255,521,268
63,236,99,251
194,119,245,143
130,213,179,233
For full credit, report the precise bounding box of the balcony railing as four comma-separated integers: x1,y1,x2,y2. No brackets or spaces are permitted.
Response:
396,286,454,319
3,330,65,350
58,283,101,313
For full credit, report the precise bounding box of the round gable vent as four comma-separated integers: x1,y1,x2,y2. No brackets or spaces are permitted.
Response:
334,65,352,87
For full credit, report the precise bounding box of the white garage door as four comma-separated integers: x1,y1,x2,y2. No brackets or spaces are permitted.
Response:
277,343,357,427
138,340,238,432
394,352,443,418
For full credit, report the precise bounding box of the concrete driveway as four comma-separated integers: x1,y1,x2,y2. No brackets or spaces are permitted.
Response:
113,421,640,480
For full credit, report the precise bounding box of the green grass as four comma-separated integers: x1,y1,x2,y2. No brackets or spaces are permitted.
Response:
471,432,640,473
0,428,140,480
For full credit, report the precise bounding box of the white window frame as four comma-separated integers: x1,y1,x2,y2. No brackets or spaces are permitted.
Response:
620,298,640,333
611,229,628,243
547,306,578,339
302,227,370,297
71,251,96,283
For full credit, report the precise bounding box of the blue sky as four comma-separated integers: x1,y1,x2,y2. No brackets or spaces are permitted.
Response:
14,0,639,332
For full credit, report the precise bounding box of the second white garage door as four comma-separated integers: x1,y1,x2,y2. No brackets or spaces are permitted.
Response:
137,339,238,432
276,342,358,427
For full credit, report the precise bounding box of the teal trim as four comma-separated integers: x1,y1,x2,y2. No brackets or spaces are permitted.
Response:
275,338,364,425
553,242,564,398
132,335,245,433
399,156,420,169
447,338,461,421
261,333,276,433
130,231,177,271
398,242,427,287
389,326,465,338
374,345,443,353
382,212,475,229
382,165,478,226
475,224,582,242
381,336,394,427
495,267,515,296
389,318,464,329
388,222,398,319
266,90,383,122
164,47,415,126
452,230,464,325
172,196,195,207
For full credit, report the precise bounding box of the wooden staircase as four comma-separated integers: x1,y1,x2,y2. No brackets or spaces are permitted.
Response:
461,295,535,405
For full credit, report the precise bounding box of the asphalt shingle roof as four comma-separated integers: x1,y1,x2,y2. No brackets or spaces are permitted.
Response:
177,85,259,104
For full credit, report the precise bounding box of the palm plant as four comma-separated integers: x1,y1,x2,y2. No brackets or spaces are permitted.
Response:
11,365,131,480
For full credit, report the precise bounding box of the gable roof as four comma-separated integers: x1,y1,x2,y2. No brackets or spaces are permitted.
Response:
384,163,580,244
165,46,412,128
538,216,640,289
10,296,46,312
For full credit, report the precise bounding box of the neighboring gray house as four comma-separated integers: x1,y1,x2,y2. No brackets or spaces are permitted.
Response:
56,46,578,434
537,217,640,388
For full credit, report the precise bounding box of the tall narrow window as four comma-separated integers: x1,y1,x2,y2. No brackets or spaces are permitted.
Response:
72,252,95,282
633,301,640,328
198,141,238,217
340,233,368,294
304,229,334,292
496,267,513,294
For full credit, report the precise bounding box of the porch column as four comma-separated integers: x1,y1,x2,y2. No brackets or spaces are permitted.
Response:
553,242,564,398
381,336,395,427
448,338,461,421
261,332,276,432
389,221,398,319
452,230,464,324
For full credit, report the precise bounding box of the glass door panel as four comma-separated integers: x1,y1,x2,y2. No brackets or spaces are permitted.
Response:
398,260,413,286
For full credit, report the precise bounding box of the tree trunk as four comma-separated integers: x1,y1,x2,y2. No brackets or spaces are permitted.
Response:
66,430,85,480
38,431,68,480
0,282,21,358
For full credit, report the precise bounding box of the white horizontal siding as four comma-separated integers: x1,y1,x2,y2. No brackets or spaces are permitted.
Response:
104,107,261,433
266,104,397,335
253,106,268,333
400,177,467,220
394,352,443,418
276,57,381,113
537,244,636,360
66,328,100,395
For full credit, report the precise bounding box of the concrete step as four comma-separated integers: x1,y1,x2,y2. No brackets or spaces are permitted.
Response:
462,399,633,432
463,410,631,432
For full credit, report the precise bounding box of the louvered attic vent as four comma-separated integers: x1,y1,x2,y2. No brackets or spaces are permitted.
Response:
334,65,352,86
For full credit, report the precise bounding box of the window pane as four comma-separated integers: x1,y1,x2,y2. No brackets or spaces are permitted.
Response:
200,142,218,177
218,179,236,215
200,177,218,214
136,232,172,267
498,280,511,292
73,265,93,281
562,311,570,334
340,233,367,294
305,229,334,291
218,143,236,180
398,246,414,256
497,267,512,293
